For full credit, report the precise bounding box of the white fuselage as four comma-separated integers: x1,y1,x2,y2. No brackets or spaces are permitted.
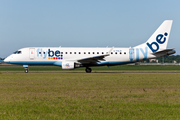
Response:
4,46,158,67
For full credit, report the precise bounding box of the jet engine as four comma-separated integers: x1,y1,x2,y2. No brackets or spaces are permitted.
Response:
62,61,74,70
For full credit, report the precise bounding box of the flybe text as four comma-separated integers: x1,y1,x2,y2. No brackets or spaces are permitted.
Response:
129,47,148,61
36,49,63,59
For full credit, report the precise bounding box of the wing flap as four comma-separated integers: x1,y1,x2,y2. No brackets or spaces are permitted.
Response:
78,54,108,63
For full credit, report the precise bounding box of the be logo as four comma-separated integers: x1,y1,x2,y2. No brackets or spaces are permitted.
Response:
66,63,70,68
146,32,168,53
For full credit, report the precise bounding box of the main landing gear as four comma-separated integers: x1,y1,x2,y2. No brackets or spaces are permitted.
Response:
85,67,92,73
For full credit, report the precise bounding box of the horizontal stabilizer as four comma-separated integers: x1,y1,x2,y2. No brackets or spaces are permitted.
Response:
151,48,175,55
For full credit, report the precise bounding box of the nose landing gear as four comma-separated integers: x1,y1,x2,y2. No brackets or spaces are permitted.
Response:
25,68,28,73
85,67,92,73
23,65,29,73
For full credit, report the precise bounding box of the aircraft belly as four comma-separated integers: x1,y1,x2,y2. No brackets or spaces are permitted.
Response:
9,61,55,65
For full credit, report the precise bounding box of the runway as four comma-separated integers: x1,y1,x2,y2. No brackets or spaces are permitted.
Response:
2,72,180,74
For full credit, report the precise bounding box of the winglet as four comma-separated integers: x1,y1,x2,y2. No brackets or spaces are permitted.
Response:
108,47,114,55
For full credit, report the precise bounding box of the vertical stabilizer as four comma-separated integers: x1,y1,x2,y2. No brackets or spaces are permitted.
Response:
135,20,173,53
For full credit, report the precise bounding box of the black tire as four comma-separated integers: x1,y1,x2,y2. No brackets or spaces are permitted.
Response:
85,68,92,73
25,68,28,73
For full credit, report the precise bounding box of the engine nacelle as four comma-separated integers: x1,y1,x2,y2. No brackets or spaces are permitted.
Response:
62,61,74,70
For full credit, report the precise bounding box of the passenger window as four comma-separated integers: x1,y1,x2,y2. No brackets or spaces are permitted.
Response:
111,52,113,54
93,52,95,54
70,52,72,54
39,52,41,54
79,52,81,54
124,52,126,54
97,52,99,54
66,52,68,54
88,52,90,54
115,52,117,54
61,52,63,54
84,52,86,54
74,52,76,54
120,52,122,54
43,52,45,54
102,52,104,54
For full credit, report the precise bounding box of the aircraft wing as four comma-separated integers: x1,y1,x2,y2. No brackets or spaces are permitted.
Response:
151,48,175,55
77,47,114,63
77,54,109,63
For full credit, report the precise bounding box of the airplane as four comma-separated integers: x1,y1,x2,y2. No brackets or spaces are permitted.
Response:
4,20,175,73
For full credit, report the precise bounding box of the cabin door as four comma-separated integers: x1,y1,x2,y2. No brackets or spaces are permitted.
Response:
29,48,35,60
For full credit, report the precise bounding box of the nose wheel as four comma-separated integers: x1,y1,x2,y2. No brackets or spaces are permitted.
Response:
25,67,28,73
85,67,92,73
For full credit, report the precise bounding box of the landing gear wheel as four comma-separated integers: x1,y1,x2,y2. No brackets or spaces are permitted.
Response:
25,68,28,73
85,68,92,73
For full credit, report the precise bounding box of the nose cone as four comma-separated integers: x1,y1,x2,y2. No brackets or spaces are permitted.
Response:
4,57,10,63
4,55,13,63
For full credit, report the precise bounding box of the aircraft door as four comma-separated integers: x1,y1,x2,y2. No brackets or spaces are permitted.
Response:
129,48,134,61
29,48,35,60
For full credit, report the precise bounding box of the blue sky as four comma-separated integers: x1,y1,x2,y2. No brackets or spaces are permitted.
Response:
0,0,180,57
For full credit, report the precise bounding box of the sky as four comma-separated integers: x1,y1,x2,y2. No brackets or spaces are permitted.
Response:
0,0,180,58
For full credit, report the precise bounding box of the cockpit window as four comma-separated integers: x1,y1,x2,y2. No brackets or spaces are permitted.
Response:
13,51,22,54
13,51,18,54
18,51,21,54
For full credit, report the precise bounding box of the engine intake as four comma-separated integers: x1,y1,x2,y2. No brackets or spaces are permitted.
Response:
62,61,82,70
62,61,74,70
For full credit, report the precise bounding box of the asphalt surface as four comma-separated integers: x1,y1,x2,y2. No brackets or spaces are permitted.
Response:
2,72,180,74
